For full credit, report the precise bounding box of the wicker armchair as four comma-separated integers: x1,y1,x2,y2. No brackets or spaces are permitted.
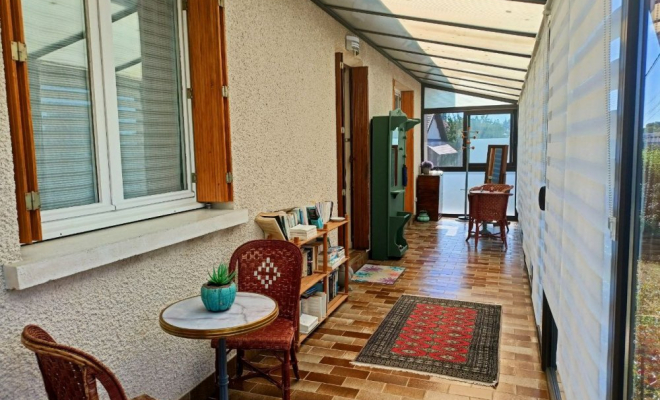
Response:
466,191,512,248
211,240,302,400
21,325,155,400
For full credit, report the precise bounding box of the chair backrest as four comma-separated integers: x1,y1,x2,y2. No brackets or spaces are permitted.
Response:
21,325,129,400
470,184,514,193
471,192,512,222
230,240,302,329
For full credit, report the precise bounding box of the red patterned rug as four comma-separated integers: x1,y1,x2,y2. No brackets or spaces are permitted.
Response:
353,295,501,386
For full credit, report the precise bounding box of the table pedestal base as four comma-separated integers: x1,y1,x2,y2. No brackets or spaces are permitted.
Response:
216,338,229,400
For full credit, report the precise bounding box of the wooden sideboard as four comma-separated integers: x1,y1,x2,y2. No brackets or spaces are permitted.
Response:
417,175,442,221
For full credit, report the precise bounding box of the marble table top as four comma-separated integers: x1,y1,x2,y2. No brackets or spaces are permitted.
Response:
159,292,278,339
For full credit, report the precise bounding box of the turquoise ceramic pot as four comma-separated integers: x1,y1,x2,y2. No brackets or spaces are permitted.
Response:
201,282,237,312
417,210,431,222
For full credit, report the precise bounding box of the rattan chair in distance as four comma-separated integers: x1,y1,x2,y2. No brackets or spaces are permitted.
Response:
467,186,513,248
21,325,156,400
211,239,302,400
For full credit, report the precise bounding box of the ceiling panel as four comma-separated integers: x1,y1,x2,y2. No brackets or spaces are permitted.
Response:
387,49,528,81
413,73,521,96
314,0,544,101
421,80,520,101
322,0,543,34
364,32,531,70
398,61,525,88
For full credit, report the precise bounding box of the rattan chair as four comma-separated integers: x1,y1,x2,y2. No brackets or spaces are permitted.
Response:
211,240,302,400
466,191,513,248
21,325,156,400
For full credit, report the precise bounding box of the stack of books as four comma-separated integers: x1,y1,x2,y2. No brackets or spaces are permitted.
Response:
318,246,345,270
289,225,317,241
254,202,334,240
299,313,319,335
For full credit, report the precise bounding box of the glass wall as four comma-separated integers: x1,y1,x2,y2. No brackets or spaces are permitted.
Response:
422,89,517,216
630,0,660,398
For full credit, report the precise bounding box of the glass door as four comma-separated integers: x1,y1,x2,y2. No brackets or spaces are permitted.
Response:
629,1,660,398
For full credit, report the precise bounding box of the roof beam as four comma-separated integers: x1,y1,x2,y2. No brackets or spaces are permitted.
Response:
395,59,526,83
384,47,528,72
409,69,523,91
326,5,537,38
358,29,531,59
421,78,520,97
423,82,518,104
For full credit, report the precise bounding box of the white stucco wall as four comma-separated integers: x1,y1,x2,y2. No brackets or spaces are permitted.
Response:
0,1,420,399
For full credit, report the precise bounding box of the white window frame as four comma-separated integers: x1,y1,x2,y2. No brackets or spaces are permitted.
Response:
39,0,202,240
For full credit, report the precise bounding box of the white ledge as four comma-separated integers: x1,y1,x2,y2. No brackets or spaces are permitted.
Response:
3,208,248,290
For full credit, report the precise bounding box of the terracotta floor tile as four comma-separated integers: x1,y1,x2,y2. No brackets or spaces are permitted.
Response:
229,220,546,400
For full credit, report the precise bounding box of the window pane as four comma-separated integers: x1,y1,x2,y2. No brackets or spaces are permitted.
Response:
424,113,463,168
468,114,511,164
631,0,660,397
112,0,186,199
23,0,98,211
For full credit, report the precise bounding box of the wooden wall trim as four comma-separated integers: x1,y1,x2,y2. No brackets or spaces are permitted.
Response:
351,67,370,250
335,53,345,247
401,91,415,214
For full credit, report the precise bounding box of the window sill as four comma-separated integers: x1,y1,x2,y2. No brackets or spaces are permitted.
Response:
3,208,248,290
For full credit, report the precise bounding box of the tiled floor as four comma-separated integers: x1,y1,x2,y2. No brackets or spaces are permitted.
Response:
228,219,547,400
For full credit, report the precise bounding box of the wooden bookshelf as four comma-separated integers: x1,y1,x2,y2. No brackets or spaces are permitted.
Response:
261,214,351,346
296,215,351,345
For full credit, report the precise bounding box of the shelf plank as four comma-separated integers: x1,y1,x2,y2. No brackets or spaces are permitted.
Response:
300,272,327,295
327,293,348,315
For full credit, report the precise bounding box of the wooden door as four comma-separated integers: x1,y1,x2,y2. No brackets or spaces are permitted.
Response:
335,53,345,246
401,91,415,213
350,67,370,250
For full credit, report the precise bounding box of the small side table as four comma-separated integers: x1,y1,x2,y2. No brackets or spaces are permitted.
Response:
159,293,278,400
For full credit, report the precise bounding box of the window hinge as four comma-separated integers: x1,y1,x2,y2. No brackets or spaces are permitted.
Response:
218,0,225,7
25,191,41,211
226,172,233,184
342,189,346,196
182,0,188,11
222,86,229,98
11,41,27,62
191,172,197,183
186,88,193,99
340,61,344,70
341,127,345,134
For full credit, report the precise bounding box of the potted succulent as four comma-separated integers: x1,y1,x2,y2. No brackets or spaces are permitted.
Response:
421,161,434,175
201,264,237,312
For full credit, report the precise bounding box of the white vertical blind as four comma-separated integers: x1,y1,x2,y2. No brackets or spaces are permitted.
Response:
519,0,622,399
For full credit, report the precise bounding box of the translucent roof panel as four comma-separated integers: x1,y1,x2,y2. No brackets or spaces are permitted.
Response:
317,0,545,101
387,49,527,82
398,61,524,89
424,87,513,108
322,0,542,34
413,73,521,96
364,33,531,70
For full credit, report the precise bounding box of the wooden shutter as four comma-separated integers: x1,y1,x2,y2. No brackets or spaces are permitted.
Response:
401,91,415,213
186,0,233,203
350,67,369,250
0,0,42,244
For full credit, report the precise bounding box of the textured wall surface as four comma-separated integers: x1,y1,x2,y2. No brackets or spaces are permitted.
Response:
0,1,420,399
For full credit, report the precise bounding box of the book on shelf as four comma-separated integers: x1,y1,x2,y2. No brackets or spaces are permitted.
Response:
317,246,345,270
301,282,323,298
302,242,321,275
299,313,319,335
301,292,327,321
290,224,318,241
255,203,334,240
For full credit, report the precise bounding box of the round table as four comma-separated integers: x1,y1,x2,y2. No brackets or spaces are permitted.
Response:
159,293,278,400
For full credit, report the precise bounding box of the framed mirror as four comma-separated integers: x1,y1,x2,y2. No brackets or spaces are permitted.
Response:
485,144,509,184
